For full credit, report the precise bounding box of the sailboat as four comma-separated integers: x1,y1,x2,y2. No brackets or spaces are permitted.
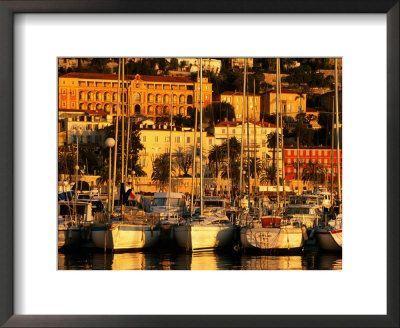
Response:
91,58,160,251
316,58,342,252
240,58,305,252
174,58,235,251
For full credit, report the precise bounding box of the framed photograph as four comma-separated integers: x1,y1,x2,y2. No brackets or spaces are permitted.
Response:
1,1,398,327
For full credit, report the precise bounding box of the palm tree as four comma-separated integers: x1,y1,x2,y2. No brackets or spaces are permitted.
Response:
174,152,193,177
301,161,326,185
244,157,263,179
260,164,277,185
208,144,225,178
151,153,174,191
267,131,279,171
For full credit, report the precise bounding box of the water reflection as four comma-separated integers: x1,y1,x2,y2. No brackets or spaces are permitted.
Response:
58,248,342,271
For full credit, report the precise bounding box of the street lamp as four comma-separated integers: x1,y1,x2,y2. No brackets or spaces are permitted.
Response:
105,137,115,216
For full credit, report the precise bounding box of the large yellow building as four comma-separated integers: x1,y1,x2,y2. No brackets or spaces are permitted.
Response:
58,72,213,121
261,89,306,117
219,91,261,121
137,119,215,177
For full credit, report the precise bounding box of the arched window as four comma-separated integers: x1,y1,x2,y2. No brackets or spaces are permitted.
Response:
134,92,141,102
187,95,193,104
135,104,141,114
147,94,154,102
96,103,101,110
163,106,169,115
88,92,93,101
156,94,162,103
179,106,185,115
173,94,178,104
104,92,111,101
79,91,85,101
155,106,162,115
113,92,117,101
179,95,185,104
104,104,111,113
113,104,117,113
87,103,93,110
96,92,102,101
163,94,169,103
147,106,154,114
79,103,86,110
173,106,177,115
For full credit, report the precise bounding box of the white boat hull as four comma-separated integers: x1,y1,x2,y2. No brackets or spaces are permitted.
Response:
316,229,342,251
174,225,235,251
91,223,160,250
240,227,304,250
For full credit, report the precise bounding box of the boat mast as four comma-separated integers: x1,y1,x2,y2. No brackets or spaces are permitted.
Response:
275,58,280,209
111,59,121,212
246,67,250,197
125,90,131,181
121,58,125,184
253,78,257,196
226,117,231,205
199,58,204,216
168,85,174,219
334,58,341,205
239,58,247,198
330,95,334,208
279,60,286,207
190,68,199,217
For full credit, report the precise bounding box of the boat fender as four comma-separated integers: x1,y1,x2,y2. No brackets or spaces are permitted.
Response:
301,225,308,241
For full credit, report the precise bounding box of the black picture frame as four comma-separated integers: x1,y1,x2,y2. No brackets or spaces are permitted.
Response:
0,1,398,327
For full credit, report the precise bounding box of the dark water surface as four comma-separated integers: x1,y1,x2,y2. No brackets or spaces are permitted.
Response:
58,246,342,270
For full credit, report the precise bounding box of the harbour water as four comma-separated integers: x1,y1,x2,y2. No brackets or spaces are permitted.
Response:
58,247,342,270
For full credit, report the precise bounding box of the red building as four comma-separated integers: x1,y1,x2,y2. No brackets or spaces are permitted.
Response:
284,147,342,184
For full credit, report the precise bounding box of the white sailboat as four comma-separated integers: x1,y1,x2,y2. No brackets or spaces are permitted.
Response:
174,58,235,251
91,58,160,251
316,58,342,252
240,58,304,252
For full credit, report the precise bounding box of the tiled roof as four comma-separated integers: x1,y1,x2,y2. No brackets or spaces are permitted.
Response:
267,88,304,94
59,72,194,84
215,120,276,128
220,91,259,96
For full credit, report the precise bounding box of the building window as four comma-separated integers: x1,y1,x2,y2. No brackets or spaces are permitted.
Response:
134,93,141,102
208,139,212,145
175,136,181,143
165,136,170,142
142,136,147,142
186,137,190,143
232,129,235,134
62,102,66,107
155,136,159,142
221,129,225,134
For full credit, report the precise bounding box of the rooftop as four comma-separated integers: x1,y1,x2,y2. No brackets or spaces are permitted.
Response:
60,72,195,84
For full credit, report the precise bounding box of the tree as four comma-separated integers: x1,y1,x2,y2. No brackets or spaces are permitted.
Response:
151,153,174,191
179,60,187,71
219,137,242,185
208,145,225,178
204,102,235,125
100,120,145,181
174,152,193,177
168,58,179,71
302,161,326,185
260,164,277,185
